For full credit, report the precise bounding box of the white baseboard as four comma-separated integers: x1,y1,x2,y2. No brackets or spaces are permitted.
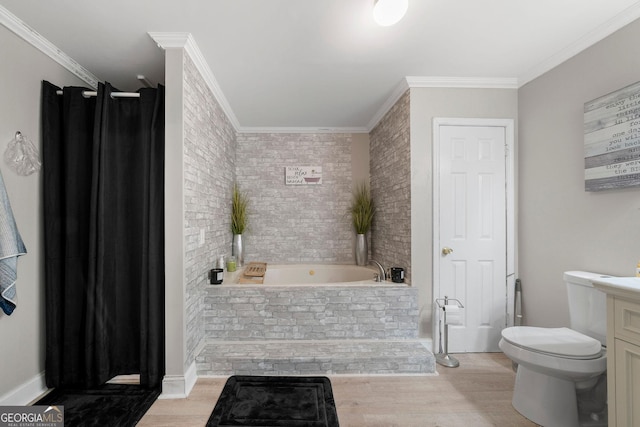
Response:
159,361,197,399
0,371,48,405
0,365,202,404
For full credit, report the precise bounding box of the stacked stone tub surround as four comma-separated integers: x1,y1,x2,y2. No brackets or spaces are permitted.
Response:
196,267,435,376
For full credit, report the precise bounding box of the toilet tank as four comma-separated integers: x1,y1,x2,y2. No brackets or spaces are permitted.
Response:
564,271,612,346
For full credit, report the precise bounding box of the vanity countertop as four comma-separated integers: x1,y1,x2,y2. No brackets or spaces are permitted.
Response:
592,276,640,301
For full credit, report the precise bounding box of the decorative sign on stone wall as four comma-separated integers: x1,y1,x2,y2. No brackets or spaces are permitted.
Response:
285,166,323,185
584,81,640,191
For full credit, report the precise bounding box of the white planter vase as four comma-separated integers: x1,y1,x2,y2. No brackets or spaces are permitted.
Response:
232,234,244,267
355,233,368,266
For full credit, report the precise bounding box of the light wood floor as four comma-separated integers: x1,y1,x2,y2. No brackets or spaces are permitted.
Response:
137,353,538,427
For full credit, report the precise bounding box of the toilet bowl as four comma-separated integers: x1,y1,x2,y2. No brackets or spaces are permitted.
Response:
500,271,611,427
500,327,607,427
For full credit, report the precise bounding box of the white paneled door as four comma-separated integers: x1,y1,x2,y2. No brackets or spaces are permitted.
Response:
435,123,509,353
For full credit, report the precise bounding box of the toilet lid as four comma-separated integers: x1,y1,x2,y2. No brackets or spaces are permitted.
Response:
501,326,603,359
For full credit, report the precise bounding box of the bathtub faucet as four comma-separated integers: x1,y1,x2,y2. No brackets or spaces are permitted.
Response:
369,259,386,282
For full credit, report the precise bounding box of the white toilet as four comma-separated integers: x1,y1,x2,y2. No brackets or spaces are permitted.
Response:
499,271,611,427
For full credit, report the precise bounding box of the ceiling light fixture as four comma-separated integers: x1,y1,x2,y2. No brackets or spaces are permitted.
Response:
373,0,408,26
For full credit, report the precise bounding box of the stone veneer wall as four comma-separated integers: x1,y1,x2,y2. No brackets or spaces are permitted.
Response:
236,133,353,263
183,53,236,367
369,90,411,283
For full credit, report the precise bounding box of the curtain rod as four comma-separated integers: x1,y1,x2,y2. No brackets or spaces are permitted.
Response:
55,90,140,98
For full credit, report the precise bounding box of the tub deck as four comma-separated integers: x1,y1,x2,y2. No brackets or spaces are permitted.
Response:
197,268,435,376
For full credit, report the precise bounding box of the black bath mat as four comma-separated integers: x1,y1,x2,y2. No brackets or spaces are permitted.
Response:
33,383,160,427
207,375,339,427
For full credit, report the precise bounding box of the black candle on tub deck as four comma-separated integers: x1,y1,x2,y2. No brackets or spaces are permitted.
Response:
390,267,404,283
210,268,223,285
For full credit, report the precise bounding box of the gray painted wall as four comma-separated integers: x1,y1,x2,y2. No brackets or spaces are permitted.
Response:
518,19,640,328
0,25,86,401
409,87,518,337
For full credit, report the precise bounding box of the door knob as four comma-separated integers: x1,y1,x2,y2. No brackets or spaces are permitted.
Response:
442,247,454,255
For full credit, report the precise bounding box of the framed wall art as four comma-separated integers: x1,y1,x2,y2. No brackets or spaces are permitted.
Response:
584,81,640,191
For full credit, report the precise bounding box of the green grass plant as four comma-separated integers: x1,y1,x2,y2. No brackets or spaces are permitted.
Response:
350,182,375,234
231,184,248,235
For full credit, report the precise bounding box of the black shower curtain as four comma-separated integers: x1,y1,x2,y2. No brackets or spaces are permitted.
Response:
41,81,165,389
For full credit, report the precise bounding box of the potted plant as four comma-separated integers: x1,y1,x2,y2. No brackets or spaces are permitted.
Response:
350,182,375,265
231,183,248,266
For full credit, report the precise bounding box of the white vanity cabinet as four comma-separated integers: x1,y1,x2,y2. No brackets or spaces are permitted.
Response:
592,277,640,427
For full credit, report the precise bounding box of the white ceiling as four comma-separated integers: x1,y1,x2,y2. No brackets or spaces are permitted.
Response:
2,0,640,131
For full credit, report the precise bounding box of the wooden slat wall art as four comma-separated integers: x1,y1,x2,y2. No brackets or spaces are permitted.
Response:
584,81,640,191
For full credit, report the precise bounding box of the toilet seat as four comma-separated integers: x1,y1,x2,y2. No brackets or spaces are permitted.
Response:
501,326,603,359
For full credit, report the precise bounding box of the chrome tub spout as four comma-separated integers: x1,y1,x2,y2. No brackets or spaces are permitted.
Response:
369,259,386,282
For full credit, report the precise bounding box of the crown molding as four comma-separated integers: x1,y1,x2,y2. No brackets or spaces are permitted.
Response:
0,5,99,88
518,3,640,87
406,76,519,89
147,32,191,49
149,32,241,132
236,126,369,134
366,78,411,132
366,76,519,132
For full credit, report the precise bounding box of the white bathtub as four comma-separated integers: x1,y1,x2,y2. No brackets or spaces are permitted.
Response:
258,264,378,285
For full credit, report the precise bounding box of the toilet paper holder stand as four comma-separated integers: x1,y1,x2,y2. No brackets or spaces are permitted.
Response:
435,296,465,368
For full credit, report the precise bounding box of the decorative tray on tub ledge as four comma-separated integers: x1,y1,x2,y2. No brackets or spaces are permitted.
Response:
238,262,267,284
